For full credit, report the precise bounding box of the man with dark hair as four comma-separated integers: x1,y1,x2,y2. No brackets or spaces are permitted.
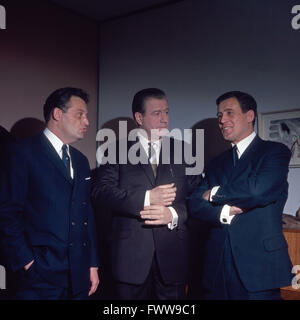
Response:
92,88,200,300
0,87,99,299
189,91,292,300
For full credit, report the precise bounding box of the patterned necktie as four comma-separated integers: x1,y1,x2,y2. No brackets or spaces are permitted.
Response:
62,144,71,177
148,142,158,177
232,145,238,167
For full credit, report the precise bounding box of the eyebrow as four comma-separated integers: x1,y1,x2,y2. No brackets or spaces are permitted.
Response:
217,108,234,115
152,107,169,112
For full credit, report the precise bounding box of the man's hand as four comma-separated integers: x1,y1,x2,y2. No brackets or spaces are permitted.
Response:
229,206,244,216
88,267,99,296
140,205,173,225
202,189,211,201
24,260,34,271
150,183,176,206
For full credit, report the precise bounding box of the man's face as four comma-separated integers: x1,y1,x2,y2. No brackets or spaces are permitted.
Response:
135,98,169,140
217,97,254,144
59,96,89,144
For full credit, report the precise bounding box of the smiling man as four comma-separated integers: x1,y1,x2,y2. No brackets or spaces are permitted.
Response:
0,87,99,300
92,88,200,300
189,91,293,300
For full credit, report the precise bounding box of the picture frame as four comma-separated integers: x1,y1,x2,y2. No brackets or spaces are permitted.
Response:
258,109,300,168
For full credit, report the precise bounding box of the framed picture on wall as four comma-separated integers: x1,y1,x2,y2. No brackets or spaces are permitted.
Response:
258,109,300,168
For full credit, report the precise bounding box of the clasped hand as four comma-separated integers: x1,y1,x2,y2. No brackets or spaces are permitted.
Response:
149,183,176,206
140,183,176,225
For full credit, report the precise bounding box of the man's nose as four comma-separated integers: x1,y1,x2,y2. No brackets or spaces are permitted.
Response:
83,115,89,126
219,114,226,124
161,112,168,122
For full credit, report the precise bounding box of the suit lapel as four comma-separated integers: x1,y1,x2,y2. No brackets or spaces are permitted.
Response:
38,133,73,184
220,149,235,185
128,140,156,186
69,146,80,191
229,136,261,180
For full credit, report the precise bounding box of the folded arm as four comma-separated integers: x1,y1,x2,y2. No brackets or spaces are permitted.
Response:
212,145,291,209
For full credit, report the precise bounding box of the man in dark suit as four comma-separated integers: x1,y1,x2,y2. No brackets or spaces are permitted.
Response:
189,91,293,300
92,88,200,300
0,87,99,299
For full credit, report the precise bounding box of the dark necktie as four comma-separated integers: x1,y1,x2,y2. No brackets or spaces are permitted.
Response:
148,142,158,177
232,145,238,167
62,144,71,177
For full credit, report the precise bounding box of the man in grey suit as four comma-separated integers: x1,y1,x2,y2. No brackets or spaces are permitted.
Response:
92,88,200,300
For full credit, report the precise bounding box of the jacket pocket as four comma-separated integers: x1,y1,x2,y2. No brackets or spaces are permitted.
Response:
263,234,288,252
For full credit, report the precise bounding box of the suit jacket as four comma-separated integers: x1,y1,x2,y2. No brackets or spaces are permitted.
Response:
189,136,293,293
0,133,99,294
92,137,200,285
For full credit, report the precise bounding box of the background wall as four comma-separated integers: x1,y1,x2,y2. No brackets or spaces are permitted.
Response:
0,0,98,166
98,0,300,215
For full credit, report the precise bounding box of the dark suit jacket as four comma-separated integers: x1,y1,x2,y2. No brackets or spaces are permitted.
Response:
0,133,99,294
92,137,200,285
189,136,293,293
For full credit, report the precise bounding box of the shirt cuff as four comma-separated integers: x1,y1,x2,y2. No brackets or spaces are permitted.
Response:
210,186,220,202
219,204,235,225
167,207,178,230
144,190,150,207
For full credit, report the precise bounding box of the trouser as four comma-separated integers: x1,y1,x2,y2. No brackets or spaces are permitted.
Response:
115,255,186,300
205,237,280,300
15,264,88,300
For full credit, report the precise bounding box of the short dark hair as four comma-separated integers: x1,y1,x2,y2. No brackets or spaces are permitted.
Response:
132,88,167,119
43,87,89,123
216,91,257,125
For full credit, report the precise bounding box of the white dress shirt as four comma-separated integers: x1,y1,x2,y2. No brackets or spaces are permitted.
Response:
43,128,74,179
137,131,178,230
210,131,256,224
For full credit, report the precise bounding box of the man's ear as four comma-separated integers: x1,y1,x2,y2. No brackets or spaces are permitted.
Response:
52,107,63,121
247,109,255,124
134,112,143,126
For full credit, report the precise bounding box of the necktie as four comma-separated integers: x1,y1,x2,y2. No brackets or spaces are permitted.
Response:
232,145,238,167
148,142,158,177
62,144,71,177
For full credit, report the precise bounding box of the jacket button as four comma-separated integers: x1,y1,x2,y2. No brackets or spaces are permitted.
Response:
71,221,75,226
69,243,73,247
82,202,87,206
84,222,88,226
83,242,87,247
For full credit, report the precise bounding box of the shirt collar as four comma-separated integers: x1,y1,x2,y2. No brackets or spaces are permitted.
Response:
232,131,256,158
137,130,161,149
43,128,69,155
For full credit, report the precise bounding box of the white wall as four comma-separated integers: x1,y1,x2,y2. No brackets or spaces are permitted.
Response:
98,0,300,215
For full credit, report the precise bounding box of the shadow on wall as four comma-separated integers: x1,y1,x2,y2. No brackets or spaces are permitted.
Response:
187,118,231,299
191,117,231,170
97,117,137,144
10,118,45,140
